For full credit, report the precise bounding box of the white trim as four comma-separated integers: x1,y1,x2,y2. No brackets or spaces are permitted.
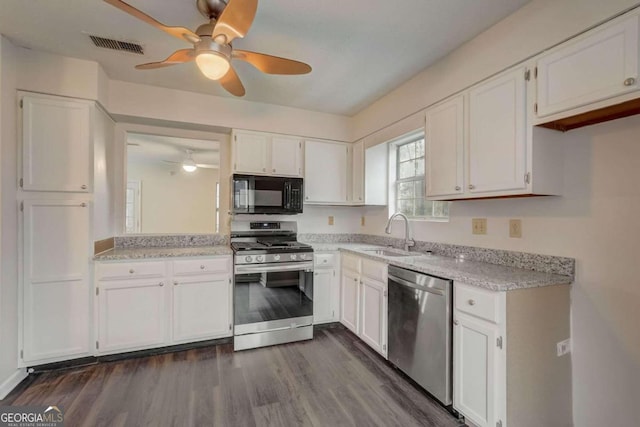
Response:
0,368,28,400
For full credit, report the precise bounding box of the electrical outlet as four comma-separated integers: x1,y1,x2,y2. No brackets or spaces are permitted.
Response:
361,216,366,226
557,339,571,356
472,218,487,235
328,216,334,226
509,219,522,238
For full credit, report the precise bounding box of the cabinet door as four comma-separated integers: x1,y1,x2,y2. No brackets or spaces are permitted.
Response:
351,141,365,204
469,68,527,194
537,15,639,117
233,132,269,174
454,312,499,427
304,140,348,203
360,277,387,357
98,279,168,353
340,269,360,334
426,95,464,198
172,275,232,343
21,94,92,192
271,136,303,177
22,200,91,363
313,269,334,324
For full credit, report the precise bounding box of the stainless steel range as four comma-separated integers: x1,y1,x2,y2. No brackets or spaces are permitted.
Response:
231,221,314,351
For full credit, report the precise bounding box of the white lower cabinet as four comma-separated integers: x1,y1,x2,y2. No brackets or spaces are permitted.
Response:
340,253,388,358
95,256,232,355
312,252,340,324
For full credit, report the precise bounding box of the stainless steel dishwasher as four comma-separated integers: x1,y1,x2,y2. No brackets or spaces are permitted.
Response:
387,265,453,406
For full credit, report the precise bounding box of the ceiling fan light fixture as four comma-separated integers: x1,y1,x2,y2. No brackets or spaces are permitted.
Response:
182,150,198,172
195,51,230,80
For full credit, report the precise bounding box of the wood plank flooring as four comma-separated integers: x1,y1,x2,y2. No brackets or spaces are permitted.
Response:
1,326,462,427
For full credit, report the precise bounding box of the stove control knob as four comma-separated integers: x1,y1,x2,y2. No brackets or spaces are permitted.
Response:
256,255,264,262
244,256,253,263
299,254,307,260
273,255,281,261
290,254,297,260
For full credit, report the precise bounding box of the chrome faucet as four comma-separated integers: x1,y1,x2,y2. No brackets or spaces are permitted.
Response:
385,212,415,252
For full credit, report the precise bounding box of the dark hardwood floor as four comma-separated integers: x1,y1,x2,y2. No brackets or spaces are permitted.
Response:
1,326,462,427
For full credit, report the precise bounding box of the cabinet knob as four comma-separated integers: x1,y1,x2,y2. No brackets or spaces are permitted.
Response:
272,169,276,173
200,265,205,270
453,320,459,326
468,184,475,190
80,203,87,208
624,77,636,86
262,168,266,172
353,278,358,282
129,269,135,274
455,186,461,191
173,281,178,286
305,196,309,200
159,282,164,287
81,184,87,190
468,299,476,306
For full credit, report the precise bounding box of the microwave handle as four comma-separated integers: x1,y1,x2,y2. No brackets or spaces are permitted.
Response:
284,181,291,209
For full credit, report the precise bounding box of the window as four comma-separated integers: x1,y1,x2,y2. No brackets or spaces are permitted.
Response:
391,134,449,220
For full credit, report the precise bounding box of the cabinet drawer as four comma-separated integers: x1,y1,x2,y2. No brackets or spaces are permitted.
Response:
341,253,361,272
361,259,387,283
97,261,166,281
172,257,231,276
314,253,336,268
455,283,501,324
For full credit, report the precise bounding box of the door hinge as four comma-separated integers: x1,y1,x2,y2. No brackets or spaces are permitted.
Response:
228,277,232,284
524,69,531,81
496,420,503,427
525,172,531,184
383,344,386,351
384,290,388,297
229,323,232,331
95,287,99,296
20,201,24,212
534,67,538,79
332,310,335,318
19,178,23,188
497,336,503,349
534,103,538,113
233,163,237,170
96,341,99,350
19,99,23,108
20,350,23,359
299,142,302,148
234,135,237,142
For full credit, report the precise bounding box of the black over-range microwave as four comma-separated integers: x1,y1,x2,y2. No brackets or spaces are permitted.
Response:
232,174,304,215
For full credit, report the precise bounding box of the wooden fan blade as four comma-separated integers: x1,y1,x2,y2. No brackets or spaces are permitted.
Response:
233,50,312,75
135,49,195,70
219,66,246,97
212,0,257,44
104,0,200,43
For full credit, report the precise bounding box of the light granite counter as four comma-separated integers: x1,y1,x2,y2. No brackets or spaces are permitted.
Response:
94,245,232,261
305,242,573,292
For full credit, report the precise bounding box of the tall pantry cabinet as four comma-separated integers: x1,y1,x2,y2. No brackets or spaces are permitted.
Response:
18,92,114,366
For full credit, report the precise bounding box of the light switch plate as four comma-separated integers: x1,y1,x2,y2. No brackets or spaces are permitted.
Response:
472,218,487,235
509,219,522,238
328,216,334,226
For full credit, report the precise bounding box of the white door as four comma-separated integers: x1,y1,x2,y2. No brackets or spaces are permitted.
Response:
537,15,639,117
469,67,527,194
22,200,91,363
271,137,303,177
352,141,365,204
426,95,464,198
21,94,92,192
340,269,360,334
304,140,348,203
360,277,387,356
313,269,334,324
454,312,499,427
172,275,232,343
98,279,168,353
233,132,269,174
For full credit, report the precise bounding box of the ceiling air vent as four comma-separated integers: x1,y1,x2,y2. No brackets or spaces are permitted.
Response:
89,35,144,55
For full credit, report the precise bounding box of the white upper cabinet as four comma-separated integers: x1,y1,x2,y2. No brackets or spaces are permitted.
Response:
232,130,303,177
426,95,465,198
469,67,527,194
21,94,93,192
536,14,640,118
304,140,349,204
351,141,365,204
364,142,389,206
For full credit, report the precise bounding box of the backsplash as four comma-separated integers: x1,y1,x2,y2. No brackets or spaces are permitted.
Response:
115,234,229,248
301,233,576,278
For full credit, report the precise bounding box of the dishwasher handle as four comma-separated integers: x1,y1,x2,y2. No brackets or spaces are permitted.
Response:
388,273,446,296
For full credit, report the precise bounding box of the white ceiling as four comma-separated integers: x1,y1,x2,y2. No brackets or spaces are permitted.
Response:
0,0,530,116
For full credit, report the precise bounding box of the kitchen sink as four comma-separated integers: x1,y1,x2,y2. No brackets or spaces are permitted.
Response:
362,249,413,257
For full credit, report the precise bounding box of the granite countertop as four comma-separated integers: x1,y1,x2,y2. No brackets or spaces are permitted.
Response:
306,242,573,292
94,245,232,261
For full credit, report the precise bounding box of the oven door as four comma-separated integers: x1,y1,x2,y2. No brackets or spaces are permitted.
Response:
234,261,314,335
232,175,303,215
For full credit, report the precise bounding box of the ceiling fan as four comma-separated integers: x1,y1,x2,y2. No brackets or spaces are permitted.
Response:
104,0,312,96
161,149,217,172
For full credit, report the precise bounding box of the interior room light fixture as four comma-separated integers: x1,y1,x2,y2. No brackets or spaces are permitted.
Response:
182,150,197,172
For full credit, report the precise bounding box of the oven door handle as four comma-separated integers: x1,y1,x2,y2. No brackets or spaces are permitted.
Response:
235,262,314,274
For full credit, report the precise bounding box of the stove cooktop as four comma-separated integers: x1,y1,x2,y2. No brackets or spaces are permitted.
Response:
230,241,313,253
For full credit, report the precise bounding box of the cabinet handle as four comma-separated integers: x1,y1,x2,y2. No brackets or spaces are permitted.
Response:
455,186,461,191
468,299,476,306
453,320,459,326
129,269,135,274
81,184,87,190
200,265,205,270
624,77,636,86
468,184,475,190
159,282,164,287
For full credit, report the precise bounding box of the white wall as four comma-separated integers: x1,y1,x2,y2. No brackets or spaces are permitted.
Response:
127,159,218,234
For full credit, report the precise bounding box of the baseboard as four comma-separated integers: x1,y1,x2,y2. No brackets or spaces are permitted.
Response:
0,369,28,400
